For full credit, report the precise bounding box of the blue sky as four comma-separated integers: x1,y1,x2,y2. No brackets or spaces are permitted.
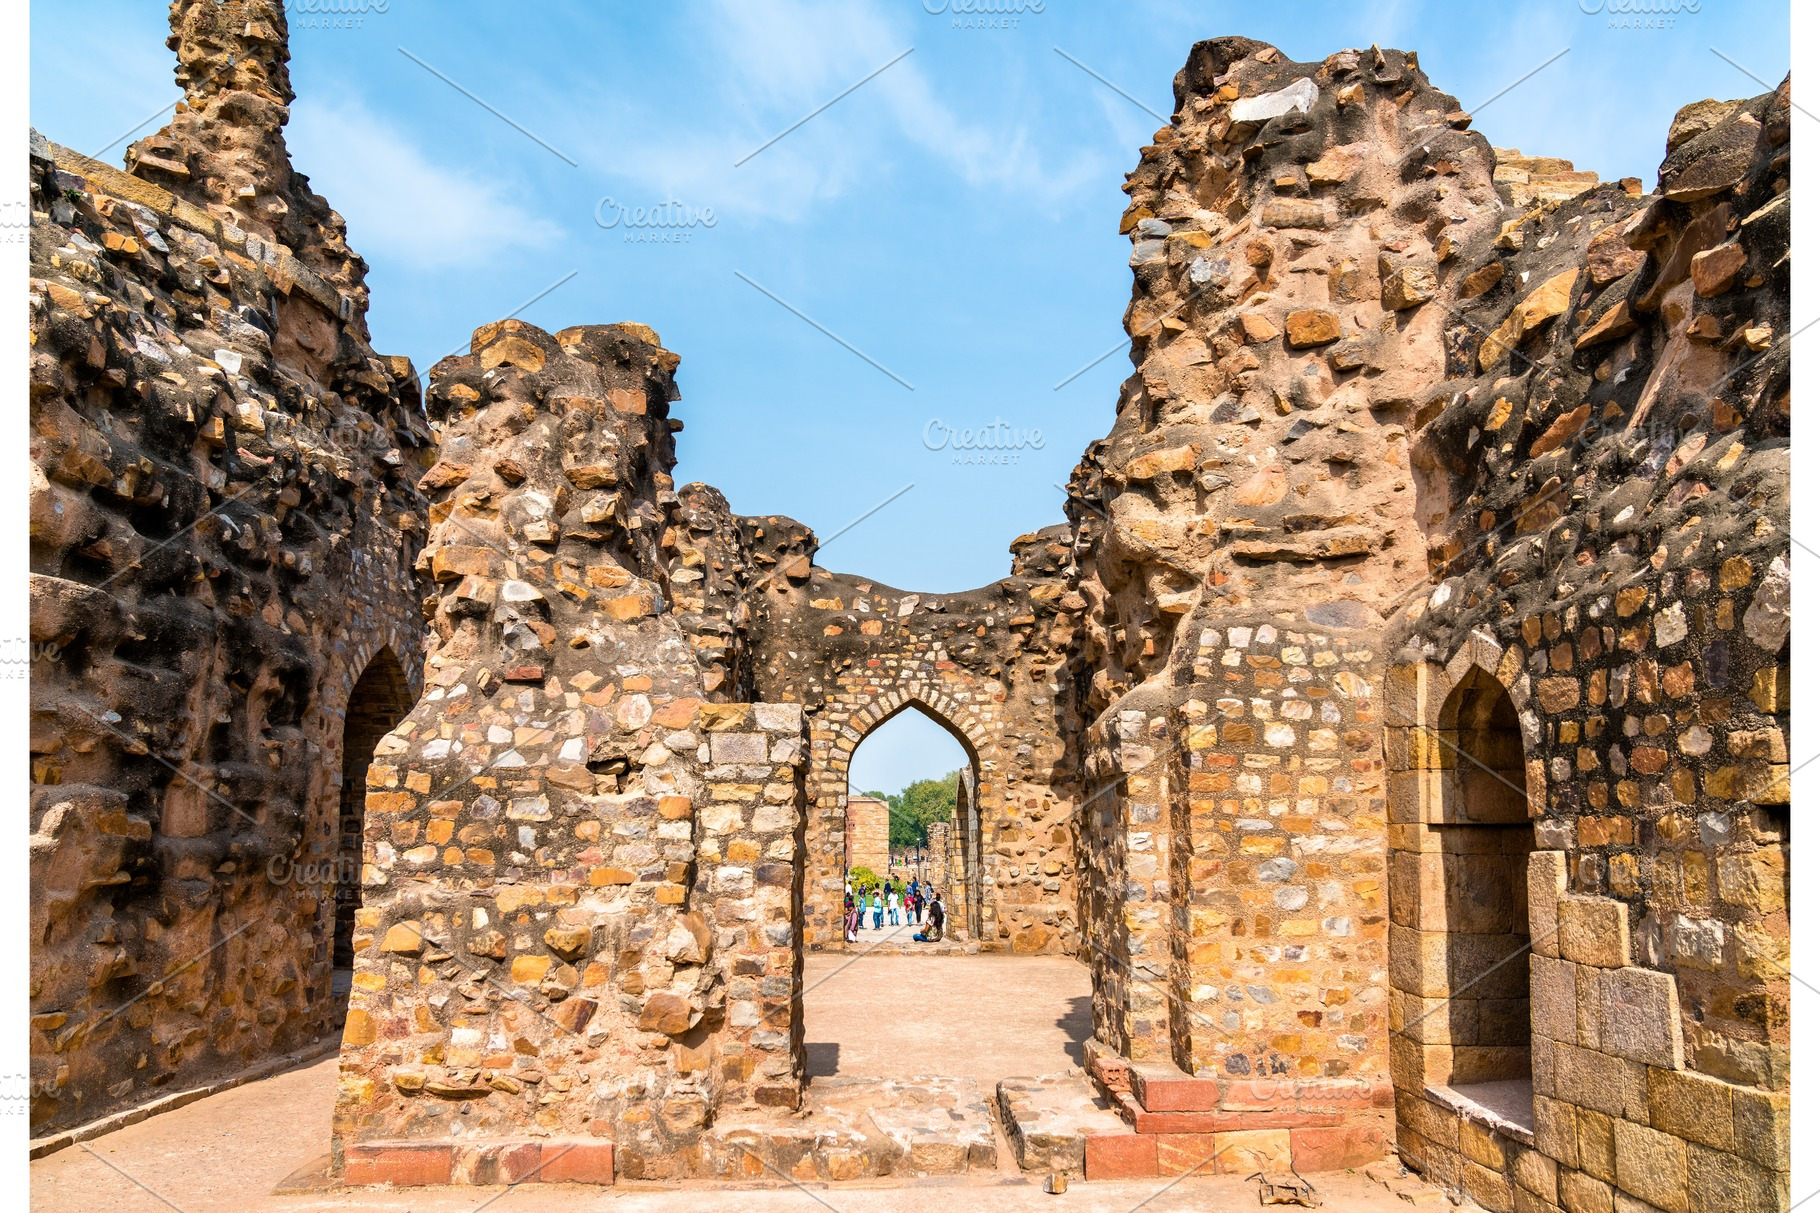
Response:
31,0,1789,793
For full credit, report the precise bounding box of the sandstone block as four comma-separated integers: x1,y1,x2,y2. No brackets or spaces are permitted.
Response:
1730,1084,1790,1171
1555,1044,1648,1123
1085,1132,1157,1179
1528,851,1567,957
1685,1141,1786,1213
1557,896,1629,968
1287,1123,1387,1172
1599,968,1682,1068
1530,955,1577,1042
1645,1066,1731,1151
1532,1095,1578,1167
1559,1169,1615,1213
1285,309,1342,347
1382,263,1438,310
344,1142,454,1187
1612,1119,1688,1213
536,1140,616,1184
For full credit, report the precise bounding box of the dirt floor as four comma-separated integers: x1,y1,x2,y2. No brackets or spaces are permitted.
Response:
803,923,1094,1084
30,946,1417,1211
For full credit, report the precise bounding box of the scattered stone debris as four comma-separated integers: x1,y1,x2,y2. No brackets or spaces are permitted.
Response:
1251,1168,1321,1206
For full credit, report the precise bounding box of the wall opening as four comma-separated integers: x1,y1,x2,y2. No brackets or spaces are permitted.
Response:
334,648,412,1000
842,703,973,945
1435,666,1535,1114
800,697,1091,1093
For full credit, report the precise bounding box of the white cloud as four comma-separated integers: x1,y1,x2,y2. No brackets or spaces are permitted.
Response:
286,96,561,270
579,0,1110,225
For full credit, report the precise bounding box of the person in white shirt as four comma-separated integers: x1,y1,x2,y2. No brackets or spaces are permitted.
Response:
887,886,901,926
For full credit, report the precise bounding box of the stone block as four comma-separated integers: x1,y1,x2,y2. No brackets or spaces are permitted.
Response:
1611,1197,1663,1213
344,1141,454,1187
1288,1123,1388,1172
1599,968,1682,1069
537,1140,616,1184
1555,1044,1648,1123
1390,850,1449,930
1462,1117,1514,1170
1514,1189,1560,1213
1611,1119,1688,1213
1557,896,1629,968
1464,1157,1517,1213
1685,1141,1787,1213
1153,1132,1221,1176
1389,923,1452,999
1576,1106,1616,1182
1532,1095,1578,1167
1530,955,1578,1042
710,731,768,763
1209,1129,1293,1174
1730,1084,1789,1171
1085,1132,1157,1179
1130,1062,1220,1111
1559,1169,1615,1213
1645,1067,1731,1151
1397,1090,1460,1149
1513,1146,1557,1196
1528,852,1567,957
1532,1034,1556,1098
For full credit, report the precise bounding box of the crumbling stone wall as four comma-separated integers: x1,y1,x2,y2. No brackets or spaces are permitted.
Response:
30,6,1791,1196
27,0,428,1138
740,526,1087,954
1064,36,1790,1192
1062,39,1487,1157
329,318,811,1181
1382,79,1792,1213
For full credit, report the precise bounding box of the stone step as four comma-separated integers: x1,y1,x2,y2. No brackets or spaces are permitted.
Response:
996,1072,1132,1174
704,1075,998,1182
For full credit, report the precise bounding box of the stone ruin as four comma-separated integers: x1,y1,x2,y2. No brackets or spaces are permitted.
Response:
842,795,890,878
28,5,1790,1209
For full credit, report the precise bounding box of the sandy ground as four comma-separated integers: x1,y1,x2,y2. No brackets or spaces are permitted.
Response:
30,947,1412,1212
803,925,1093,1084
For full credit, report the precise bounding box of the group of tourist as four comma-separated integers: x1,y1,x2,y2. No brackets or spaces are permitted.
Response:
842,877,945,944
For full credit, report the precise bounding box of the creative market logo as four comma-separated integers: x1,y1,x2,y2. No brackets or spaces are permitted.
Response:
923,418,1045,467
1577,0,1701,31
594,197,718,245
285,0,390,31
922,0,1045,31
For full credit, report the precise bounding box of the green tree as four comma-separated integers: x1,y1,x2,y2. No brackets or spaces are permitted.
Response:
848,865,880,894
884,769,961,851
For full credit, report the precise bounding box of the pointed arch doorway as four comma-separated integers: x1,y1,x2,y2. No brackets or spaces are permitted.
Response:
841,701,983,945
332,648,412,1000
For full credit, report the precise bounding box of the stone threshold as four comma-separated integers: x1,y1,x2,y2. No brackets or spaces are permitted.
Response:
1423,1080,1536,1146
29,1035,343,1159
341,1137,614,1187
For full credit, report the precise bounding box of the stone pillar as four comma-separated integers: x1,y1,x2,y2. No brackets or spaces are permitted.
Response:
696,703,806,1113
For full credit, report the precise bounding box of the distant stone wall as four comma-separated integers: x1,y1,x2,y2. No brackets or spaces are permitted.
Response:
740,533,1086,955
843,795,889,876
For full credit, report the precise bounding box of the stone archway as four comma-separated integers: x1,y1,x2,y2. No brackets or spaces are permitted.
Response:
808,684,995,950
332,648,412,980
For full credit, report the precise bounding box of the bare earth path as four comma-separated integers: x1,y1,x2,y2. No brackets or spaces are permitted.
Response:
803,927,1093,1085
30,947,1413,1212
